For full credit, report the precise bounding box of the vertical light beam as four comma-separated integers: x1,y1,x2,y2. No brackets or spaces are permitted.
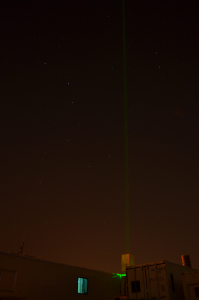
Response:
122,0,130,254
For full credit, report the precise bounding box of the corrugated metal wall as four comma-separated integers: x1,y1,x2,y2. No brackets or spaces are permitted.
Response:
166,261,194,300
182,271,199,300
126,261,195,300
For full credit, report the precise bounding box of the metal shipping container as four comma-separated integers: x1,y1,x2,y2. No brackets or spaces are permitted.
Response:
126,260,194,300
182,271,199,300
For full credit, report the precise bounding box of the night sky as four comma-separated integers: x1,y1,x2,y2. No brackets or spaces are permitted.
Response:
1,0,199,273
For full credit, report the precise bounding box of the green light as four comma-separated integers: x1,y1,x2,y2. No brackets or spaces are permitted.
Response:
122,0,130,254
112,273,126,279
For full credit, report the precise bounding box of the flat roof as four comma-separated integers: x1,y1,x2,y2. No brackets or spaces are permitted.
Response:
126,260,194,270
0,251,113,275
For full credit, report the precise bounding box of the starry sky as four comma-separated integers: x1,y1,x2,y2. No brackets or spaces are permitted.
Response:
1,0,199,273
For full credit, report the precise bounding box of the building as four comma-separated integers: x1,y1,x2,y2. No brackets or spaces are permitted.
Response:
1,250,196,300
182,270,199,300
0,251,121,300
125,260,195,300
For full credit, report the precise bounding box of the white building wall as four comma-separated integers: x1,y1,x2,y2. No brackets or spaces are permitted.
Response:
165,261,193,300
0,251,121,300
182,271,199,300
126,262,169,300
126,260,194,300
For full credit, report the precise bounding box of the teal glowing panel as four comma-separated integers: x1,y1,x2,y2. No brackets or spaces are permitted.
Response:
77,277,88,294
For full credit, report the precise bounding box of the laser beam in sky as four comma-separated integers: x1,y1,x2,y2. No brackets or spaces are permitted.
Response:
122,0,130,255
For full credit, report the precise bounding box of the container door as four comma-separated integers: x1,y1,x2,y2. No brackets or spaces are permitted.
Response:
134,267,146,299
148,264,169,300
148,265,159,299
157,265,169,299
126,267,146,299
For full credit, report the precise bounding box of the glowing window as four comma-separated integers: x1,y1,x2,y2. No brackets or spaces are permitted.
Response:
77,277,88,294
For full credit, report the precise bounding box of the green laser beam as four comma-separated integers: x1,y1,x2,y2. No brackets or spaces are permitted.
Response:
122,0,130,254
112,273,126,279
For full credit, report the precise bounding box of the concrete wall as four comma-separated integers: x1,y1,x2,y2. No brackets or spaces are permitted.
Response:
0,251,120,300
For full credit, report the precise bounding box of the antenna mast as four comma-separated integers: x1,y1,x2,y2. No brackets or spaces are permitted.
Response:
18,232,25,256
